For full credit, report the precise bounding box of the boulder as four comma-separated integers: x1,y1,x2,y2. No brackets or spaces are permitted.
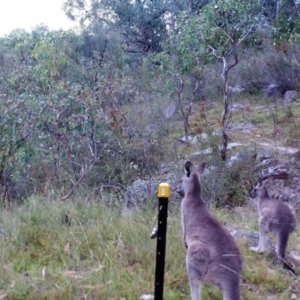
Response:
228,85,246,95
265,84,283,99
230,228,274,251
124,179,159,209
283,90,298,106
164,104,176,119
179,133,208,145
0,228,8,237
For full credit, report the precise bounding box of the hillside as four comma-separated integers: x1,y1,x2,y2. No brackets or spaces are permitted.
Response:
1,94,300,299
1,1,300,298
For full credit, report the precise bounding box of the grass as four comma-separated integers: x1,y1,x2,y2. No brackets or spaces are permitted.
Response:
1,95,300,299
0,196,300,299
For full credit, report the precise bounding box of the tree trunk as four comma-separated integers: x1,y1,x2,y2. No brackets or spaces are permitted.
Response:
276,0,282,19
0,172,10,210
220,57,230,161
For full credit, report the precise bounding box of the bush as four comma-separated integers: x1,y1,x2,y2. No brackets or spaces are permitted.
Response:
201,147,257,208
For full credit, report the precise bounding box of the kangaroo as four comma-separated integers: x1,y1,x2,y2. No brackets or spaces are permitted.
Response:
249,179,296,261
176,161,243,300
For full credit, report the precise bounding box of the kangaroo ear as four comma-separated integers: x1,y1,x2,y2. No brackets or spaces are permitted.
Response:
184,161,193,177
258,178,263,186
262,177,272,186
197,162,206,174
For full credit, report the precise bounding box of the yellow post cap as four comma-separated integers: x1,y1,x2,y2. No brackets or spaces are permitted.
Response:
158,183,170,198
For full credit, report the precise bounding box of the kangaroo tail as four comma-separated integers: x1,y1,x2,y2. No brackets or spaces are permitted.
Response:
277,230,289,259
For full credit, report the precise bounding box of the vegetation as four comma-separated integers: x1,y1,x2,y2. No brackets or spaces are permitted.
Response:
0,0,300,204
0,196,299,299
1,0,300,298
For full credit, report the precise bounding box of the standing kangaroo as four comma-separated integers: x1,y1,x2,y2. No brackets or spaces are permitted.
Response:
249,179,296,261
176,161,243,300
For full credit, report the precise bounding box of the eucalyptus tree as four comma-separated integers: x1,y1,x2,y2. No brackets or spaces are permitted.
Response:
0,96,35,209
159,0,263,160
63,0,164,55
268,0,300,44
262,0,300,20
62,0,214,56
197,0,263,160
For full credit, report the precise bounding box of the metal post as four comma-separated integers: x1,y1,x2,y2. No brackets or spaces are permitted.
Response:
154,183,170,300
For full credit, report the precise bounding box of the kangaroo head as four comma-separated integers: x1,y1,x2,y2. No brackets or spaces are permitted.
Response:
249,178,270,199
176,161,206,197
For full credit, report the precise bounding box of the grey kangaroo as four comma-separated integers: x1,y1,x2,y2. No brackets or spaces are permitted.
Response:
250,179,296,261
176,161,243,300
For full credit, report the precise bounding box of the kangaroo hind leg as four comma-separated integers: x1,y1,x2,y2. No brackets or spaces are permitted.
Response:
250,217,268,253
186,243,209,300
222,281,240,300
186,257,203,300
189,279,202,300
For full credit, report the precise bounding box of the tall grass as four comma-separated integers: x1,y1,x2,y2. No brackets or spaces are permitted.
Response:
0,198,183,299
0,196,299,299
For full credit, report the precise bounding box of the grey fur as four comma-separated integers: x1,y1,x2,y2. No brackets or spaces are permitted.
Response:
249,179,296,260
176,161,243,300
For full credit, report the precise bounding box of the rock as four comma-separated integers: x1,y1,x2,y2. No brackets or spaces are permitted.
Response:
156,163,183,194
227,142,245,150
260,164,290,180
179,133,208,145
140,295,154,300
290,293,297,300
189,148,213,158
289,250,300,266
157,163,173,175
256,142,300,157
164,104,176,119
227,146,256,168
228,86,246,95
230,103,249,112
189,142,245,160
0,229,8,237
257,158,278,167
124,161,180,210
284,90,298,106
227,153,243,168
230,228,274,251
278,194,290,202
265,84,283,99
256,148,273,162
222,123,257,132
124,179,160,209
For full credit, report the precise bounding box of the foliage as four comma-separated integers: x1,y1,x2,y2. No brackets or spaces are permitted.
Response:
0,22,177,204
0,0,300,205
1,4,300,296
32,37,69,91
63,0,169,54
161,0,262,73
272,12,300,45
224,40,300,99
0,95,36,207
62,0,220,56
0,197,299,299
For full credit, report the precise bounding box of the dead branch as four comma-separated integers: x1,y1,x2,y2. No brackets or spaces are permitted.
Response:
61,158,99,201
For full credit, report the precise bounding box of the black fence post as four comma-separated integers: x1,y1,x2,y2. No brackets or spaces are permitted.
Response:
154,183,170,300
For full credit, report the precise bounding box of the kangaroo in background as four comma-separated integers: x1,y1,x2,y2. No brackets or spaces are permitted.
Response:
249,179,296,262
176,161,243,300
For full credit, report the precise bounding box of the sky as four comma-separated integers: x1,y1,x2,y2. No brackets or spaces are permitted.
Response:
0,0,76,37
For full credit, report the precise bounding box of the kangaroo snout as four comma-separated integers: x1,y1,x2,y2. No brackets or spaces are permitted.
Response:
249,188,257,198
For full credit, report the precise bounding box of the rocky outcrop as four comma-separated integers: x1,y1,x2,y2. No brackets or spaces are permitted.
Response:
284,90,298,106
124,179,160,209
265,84,284,99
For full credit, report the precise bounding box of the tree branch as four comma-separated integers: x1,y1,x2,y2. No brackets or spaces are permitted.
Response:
61,158,98,201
